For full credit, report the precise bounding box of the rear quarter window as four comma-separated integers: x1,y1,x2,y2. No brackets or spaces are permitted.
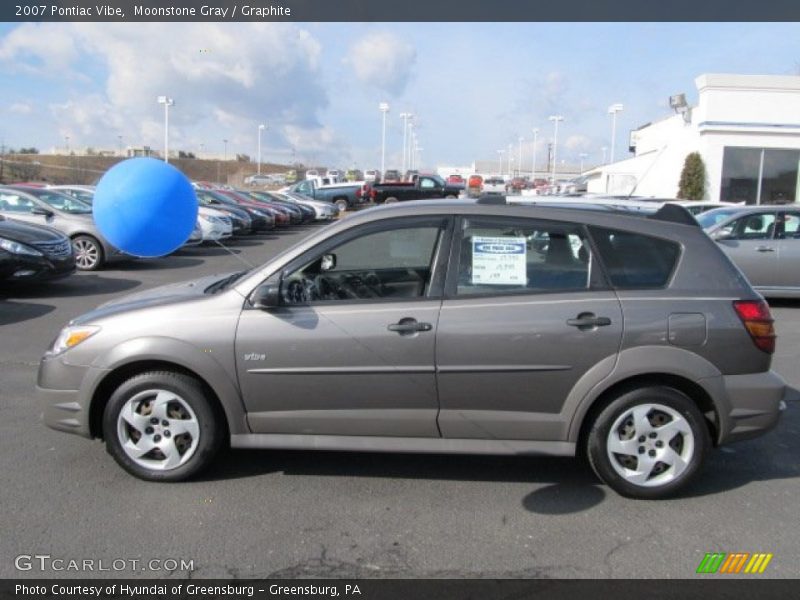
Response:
589,226,680,289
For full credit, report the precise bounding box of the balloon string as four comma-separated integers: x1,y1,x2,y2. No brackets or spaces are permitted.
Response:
212,239,256,270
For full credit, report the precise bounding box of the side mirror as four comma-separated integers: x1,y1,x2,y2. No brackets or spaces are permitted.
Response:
251,283,281,309
32,206,54,217
711,227,733,241
320,253,337,272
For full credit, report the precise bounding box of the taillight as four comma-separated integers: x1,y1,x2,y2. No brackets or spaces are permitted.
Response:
733,299,776,354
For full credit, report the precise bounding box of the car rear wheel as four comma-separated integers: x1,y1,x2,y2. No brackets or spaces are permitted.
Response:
72,235,104,271
334,199,348,212
384,196,399,204
445,194,457,199
103,371,223,481
586,386,710,499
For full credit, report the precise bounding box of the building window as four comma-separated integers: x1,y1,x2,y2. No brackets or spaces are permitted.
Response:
721,147,800,205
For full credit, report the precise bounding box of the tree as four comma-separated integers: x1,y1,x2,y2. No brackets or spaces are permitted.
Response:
677,152,706,200
236,153,250,163
18,147,39,154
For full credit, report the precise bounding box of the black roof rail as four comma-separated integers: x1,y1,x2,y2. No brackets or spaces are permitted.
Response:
649,203,698,226
476,195,507,205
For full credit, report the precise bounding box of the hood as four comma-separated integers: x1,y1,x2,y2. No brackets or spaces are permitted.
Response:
0,217,66,243
72,272,241,324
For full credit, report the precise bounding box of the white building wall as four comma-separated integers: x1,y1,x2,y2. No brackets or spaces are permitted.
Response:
594,73,800,201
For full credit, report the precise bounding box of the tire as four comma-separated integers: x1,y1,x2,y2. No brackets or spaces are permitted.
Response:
384,196,399,204
72,235,105,271
586,386,710,499
334,199,348,212
102,371,223,482
445,194,457,199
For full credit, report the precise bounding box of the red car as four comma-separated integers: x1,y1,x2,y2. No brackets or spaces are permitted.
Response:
215,190,292,227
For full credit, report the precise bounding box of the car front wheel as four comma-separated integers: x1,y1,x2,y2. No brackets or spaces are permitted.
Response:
103,371,222,481
72,235,105,271
586,386,710,499
334,199,348,212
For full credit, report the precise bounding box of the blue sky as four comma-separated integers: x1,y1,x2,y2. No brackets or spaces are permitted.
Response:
1,22,799,170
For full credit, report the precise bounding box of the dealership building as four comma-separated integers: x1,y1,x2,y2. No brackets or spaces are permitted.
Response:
588,73,800,204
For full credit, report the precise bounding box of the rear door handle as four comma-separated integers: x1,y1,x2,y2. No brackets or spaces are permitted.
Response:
388,318,433,335
756,246,775,252
566,313,612,329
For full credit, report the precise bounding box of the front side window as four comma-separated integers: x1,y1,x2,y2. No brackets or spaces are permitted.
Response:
281,224,444,304
33,191,91,214
455,218,591,297
589,227,680,289
778,212,800,239
721,212,777,240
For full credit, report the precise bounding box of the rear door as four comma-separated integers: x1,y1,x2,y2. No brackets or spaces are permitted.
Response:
435,216,622,441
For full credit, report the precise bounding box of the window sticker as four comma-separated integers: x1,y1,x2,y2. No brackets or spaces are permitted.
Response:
471,236,527,285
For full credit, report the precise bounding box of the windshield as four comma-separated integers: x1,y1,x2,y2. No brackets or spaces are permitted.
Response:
696,208,743,229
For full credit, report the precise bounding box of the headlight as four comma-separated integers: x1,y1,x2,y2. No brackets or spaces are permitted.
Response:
48,325,101,356
0,237,43,256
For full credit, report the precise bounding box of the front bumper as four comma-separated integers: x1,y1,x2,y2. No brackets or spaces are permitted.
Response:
37,355,99,438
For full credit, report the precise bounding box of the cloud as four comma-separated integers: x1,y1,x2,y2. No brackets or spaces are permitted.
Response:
564,134,593,153
0,23,333,157
9,102,32,115
345,32,416,96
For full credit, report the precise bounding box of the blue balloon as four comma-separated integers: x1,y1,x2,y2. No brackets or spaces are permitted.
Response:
93,157,198,257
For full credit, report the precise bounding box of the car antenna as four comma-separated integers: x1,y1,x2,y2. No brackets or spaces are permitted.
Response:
627,145,667,199
212,240,255,269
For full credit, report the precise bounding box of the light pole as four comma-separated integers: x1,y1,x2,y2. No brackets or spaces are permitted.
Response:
548,115,563,183
117,135,123,156
579,153,588,173
379,102,390,173
257,123,266,175
601,146,608,164
416,147,423,169
223,139,228,162
65,135,70,154
199,142,204,158
518,137,524,177
399,112,413,174
497,150,504,176
157,95,174,163
508,143,513,177
608,103,623,163
531,128,538,180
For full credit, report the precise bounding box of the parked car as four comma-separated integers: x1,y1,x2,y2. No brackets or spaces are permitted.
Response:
481,176,507,195
37,198,791,498
286,179,370,212
447,174,466,190
183,222,204,248
216,190,295,228
0,185,122,270
370,174,461,204
383,169,401,183
195,189,274,232
196,192,252,235
666,200,740,216
243,174,273,186
364,170,381,183
197,206,233,242
327,169,344,183
699,205,800,298
508,177,528,193
244,190,316,224
466,175,484,198
271,191,339,221
47,185,96,205
0,215,75,282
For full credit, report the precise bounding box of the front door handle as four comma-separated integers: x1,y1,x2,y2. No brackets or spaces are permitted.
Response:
388,318,433,335
566,313,612,330
756,246,775,252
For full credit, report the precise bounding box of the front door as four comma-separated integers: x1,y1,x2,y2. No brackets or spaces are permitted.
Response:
715,210,778,287
435,216,623,441
236,217,452,437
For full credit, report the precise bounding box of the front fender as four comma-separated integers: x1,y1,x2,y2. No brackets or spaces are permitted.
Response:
84,336,249,435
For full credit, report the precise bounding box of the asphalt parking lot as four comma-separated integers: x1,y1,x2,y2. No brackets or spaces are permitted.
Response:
1,225,799,580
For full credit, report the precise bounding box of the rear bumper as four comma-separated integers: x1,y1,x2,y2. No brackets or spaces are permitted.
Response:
717,370,790,444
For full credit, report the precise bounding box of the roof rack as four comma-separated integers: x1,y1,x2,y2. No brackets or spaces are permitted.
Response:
475,194,699,227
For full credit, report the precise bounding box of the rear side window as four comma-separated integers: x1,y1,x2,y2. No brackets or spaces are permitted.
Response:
589,227,680,289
